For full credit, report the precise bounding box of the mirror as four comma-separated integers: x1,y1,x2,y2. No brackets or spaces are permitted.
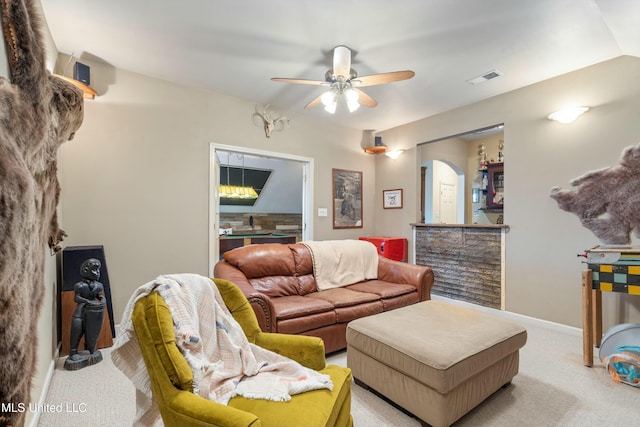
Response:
418,124,504,225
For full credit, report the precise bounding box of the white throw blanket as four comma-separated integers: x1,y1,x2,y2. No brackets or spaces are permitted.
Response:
111,274,332,427
302,240,378,291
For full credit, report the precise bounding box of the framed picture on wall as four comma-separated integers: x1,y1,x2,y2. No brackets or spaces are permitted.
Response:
332,168,363,229
383,189,403,209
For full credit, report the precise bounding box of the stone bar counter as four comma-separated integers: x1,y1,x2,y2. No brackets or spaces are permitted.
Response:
412,223,509,309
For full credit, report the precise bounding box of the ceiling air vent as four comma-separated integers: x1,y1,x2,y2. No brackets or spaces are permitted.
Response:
466,69,502,85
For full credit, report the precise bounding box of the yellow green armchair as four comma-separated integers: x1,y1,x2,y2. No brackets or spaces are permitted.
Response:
131,278,353,427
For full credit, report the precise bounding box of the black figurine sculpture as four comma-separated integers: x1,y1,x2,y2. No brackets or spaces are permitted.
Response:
64,258,106,370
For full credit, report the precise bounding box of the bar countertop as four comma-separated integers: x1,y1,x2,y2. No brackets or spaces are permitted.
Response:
411,223,509,229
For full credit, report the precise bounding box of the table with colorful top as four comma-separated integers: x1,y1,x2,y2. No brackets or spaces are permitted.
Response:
582,245,640,366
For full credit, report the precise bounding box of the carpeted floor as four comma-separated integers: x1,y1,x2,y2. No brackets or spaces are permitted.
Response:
37,296,640,427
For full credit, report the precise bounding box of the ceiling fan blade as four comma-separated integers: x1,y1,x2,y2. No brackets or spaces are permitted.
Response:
304,94,324,109
354,70,415,87
333,45,351,78
271,77,327,85
354,89,377,108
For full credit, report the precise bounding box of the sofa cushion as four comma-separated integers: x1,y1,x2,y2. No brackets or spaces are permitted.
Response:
272,295,335,320
224,243,296,279
250,276,301,298
378,292,420,311
228,365,353,427
298,274,318,296
278,312,338,335
346,280,415,299
307,288,380,308
290,243,314,275
335,301,384,323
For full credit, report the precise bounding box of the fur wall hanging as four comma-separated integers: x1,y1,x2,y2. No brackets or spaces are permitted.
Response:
0,1,84,426
550,142,640,244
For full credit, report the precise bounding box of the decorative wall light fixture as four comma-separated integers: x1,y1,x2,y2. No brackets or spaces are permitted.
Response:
364,135,388,154
548,106,589,124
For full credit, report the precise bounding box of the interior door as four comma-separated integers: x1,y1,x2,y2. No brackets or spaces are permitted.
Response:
439,181,456,224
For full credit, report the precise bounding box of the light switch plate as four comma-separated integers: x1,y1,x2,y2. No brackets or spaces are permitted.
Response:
318,208,328,217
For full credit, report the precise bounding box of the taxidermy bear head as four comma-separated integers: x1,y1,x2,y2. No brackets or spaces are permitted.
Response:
550,143,640,245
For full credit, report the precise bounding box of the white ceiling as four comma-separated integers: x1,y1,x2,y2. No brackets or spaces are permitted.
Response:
40,0,639,132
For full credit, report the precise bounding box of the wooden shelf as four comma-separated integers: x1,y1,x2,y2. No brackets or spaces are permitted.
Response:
54,74,97,99
364,145,388,154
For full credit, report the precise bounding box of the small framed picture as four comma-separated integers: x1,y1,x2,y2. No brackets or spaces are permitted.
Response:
383,189,403,209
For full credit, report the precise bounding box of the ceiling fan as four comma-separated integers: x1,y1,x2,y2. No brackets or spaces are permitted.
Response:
271,45,415,113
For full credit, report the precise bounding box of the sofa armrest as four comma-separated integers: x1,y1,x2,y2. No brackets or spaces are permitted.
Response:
377,256,434,301
255,332,326,372
164,389,259,427
214,261,277,332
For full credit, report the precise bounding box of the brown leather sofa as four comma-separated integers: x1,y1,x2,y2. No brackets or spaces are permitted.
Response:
214,243,434,353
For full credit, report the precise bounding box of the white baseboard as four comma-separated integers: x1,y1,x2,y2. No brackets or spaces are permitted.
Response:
431,294,582,336
26,347,59,427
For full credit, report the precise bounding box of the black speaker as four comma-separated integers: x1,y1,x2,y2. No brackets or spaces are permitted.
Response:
73,62,90,85
61,245,114,338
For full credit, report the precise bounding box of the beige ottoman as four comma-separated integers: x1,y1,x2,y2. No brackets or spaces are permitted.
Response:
346,300,527,427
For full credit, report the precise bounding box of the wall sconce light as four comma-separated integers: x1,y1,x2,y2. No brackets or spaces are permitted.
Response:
547,106,589,124
364,135,388,154
385,150,403,159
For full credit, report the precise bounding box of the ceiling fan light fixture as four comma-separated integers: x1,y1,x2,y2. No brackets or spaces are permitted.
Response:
321,90,337,113
333,45,351,78
321,90,335,105
324,103,337,114
345,88,360,112
272,45,414,113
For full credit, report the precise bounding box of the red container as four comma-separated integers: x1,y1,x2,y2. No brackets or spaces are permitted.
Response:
359,236,408,262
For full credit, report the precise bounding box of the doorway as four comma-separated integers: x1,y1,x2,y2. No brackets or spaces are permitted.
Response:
208,144,313,275
421,159,464,224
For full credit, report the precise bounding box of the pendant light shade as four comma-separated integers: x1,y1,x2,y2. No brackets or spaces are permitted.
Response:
219,185,259,199
220,153,259,199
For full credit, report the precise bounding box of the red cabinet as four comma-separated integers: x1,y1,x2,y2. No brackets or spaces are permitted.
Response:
359,236,408,262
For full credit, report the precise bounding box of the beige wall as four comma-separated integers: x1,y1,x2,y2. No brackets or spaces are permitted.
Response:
25,38,639,419
56,55,377,323
375,55,640,329
54,53,640,340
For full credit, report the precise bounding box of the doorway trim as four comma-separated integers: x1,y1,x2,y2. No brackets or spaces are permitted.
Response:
209,143,314,276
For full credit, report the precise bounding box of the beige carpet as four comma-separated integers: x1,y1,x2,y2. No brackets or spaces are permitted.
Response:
38,296,640,427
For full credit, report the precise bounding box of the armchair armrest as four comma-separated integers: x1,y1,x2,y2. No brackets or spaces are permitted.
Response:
254,332,326,371
165,390,259,427
377,256,434,301
214,261,276,332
